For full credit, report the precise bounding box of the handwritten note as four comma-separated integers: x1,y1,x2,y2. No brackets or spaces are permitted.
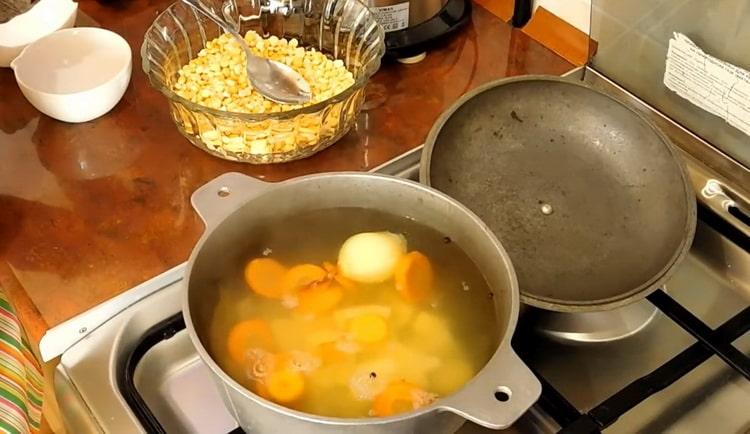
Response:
664,32,750,137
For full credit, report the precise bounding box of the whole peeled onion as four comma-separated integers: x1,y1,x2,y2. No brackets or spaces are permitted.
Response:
338,232,406,283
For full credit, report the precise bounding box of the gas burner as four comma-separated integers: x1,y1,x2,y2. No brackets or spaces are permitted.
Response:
528,299,659,343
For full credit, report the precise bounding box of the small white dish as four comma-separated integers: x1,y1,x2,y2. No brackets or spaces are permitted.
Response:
0,0,78,67
10,27,132,123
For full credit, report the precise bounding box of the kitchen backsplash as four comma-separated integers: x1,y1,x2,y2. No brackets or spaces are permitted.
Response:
534,0,591,32
590,0,750,170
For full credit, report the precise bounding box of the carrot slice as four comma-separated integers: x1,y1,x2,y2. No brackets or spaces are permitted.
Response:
252,380,272,400
266,369,305,403
227,319,276,364
297,284,344,316
281,264,328,294
349,313,388,344
244,258,287,299
334,273,357,290
323,261,356,290
394,251,434,303
322,261,337,275
371,380,435,417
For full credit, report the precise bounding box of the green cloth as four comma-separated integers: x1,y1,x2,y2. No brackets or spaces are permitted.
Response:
0,289,43,434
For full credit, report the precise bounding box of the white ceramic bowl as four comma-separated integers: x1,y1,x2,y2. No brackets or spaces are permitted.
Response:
0,0,78,67
11,27,132,123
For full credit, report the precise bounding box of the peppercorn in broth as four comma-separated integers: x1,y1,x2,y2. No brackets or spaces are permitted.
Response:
208,208,499,418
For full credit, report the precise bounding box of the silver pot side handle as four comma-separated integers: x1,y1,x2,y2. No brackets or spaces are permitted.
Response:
437,347,541,430
191,172,274,228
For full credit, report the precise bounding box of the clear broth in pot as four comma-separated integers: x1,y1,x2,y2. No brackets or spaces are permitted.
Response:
208,207,498,418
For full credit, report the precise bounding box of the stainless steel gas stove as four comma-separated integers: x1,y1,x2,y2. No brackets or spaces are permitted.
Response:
44,67,750,434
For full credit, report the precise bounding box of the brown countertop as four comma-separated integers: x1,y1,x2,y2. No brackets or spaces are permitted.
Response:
0,0,572,342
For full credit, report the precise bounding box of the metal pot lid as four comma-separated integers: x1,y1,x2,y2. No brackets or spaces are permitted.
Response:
421,76,697,312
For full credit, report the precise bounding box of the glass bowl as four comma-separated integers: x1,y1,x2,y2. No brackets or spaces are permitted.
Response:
141,0,385,164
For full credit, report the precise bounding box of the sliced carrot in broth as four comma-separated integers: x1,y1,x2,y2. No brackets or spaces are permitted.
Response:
297,284,344,316
323,261,337,275
251,380,272,400
394,251,434,303
266,369,305,403
334,274,356,290
227,319,276,364
281,264,328,294
323,261,356,290
371,380,435,417
244,258,287,299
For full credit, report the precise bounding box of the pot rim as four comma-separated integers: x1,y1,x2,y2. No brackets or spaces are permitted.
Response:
182,171,522,424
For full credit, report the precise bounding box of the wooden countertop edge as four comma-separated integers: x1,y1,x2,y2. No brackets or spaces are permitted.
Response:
0,262,48,346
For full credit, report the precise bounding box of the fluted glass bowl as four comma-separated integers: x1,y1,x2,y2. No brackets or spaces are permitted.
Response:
141,0,385,164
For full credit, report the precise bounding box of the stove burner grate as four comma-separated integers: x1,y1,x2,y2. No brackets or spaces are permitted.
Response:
516,205,750,433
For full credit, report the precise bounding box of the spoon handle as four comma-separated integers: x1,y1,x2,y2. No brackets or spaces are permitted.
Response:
181,0,233,32
179,0,257,61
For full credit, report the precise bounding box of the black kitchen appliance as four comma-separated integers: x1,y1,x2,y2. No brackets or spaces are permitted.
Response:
368,0,472,59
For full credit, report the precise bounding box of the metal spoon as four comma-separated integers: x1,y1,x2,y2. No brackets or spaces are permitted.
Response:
181,0,312,104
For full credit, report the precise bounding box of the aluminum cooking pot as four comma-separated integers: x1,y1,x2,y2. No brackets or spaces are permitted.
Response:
184,172,540,433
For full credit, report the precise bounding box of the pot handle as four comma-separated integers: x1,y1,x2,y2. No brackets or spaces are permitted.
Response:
437,347,541,429
191,172,273,228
